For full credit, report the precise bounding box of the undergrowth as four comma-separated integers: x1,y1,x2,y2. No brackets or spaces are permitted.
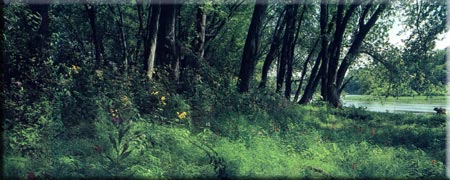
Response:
3,68,446,179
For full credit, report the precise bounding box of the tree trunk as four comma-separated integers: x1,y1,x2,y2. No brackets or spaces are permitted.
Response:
237,0,268,93
276,4,296,94
259,7,286,89
29,3,50,52
85,4,102,69
293,37,319,102
323,0,358,107
108,5,129,73
143,1,160,80
318,2,330,101
282,4,299,99
335,3,387,90
194,4,206,59
133,2,144,67
156,3,179,80
299,1,331,104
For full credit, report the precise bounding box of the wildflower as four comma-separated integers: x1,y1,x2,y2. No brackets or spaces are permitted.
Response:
27,172,36,180
177,111,187,119
112,117,120,124
95,70,103,78
71,65,81,73
160,96,167,105
121,95,132,106
94,145,102,154
151,91,159,95
110,109,119,118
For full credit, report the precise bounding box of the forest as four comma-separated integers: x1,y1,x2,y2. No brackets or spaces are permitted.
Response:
2,0,448,179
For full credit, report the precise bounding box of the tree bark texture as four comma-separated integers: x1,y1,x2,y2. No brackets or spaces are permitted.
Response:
85,4,102,69
281,4,299,100
156,3,179,80
237,0,268,93
143,2,160,80
259,7,286,89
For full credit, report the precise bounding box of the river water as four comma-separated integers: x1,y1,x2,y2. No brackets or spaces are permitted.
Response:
342,95,448,114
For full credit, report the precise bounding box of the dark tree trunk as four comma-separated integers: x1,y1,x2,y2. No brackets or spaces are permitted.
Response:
298,42,325,105
85,4,102,69
143,1,160,80
193,4,206,59
259,7,286,89
293,37,319,102
276,4,297,94
317,2,330,101
108,5,129,72
29,3,51,54
336,3,387,90
282,4,299,100
133,2,144,67
285,4,305,100
323,0,358,107
156,3,179,80
1,2,3,84
237,0,268,93
299,1,331,104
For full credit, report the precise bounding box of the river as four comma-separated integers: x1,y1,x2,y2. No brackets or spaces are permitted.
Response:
342,95,448,114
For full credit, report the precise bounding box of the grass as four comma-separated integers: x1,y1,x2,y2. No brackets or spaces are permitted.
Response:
4,85,446,179
5,102,445,178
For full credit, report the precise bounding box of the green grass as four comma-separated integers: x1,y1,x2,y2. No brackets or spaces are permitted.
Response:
4,104,446,179
3,84,446,179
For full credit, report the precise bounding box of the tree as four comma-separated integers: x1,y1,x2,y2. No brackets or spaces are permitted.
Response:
143,1,161,80
275,4,298,97
258,6,286,89
401,0,447,95
237,0,268,93
85,4,103,69
156,2,179,80
193,4,206,59
298,0,388,107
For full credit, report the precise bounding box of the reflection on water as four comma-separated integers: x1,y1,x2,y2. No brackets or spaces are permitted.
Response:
342,96,447,114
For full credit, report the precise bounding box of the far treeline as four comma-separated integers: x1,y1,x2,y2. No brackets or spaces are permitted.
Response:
3,0,447,108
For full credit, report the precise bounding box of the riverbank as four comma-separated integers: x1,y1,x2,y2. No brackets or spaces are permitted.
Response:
343,95,447,102
342,95,447,113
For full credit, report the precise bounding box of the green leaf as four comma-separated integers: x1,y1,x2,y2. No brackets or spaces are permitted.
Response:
105,154,114,163
121,141,129,155
109,133,117,149
118,125,131,145
121,150,131,160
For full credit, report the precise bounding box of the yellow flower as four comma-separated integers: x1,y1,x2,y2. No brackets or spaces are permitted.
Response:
71,65,81,73
176,111,187,119
121,95,132,106
95,70,103,78
160,96,166,101
151,91,159,95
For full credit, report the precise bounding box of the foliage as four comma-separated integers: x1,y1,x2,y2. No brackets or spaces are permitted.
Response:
2,1,446,179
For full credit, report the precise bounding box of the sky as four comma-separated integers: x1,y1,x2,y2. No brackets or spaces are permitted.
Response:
387,12,449,50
